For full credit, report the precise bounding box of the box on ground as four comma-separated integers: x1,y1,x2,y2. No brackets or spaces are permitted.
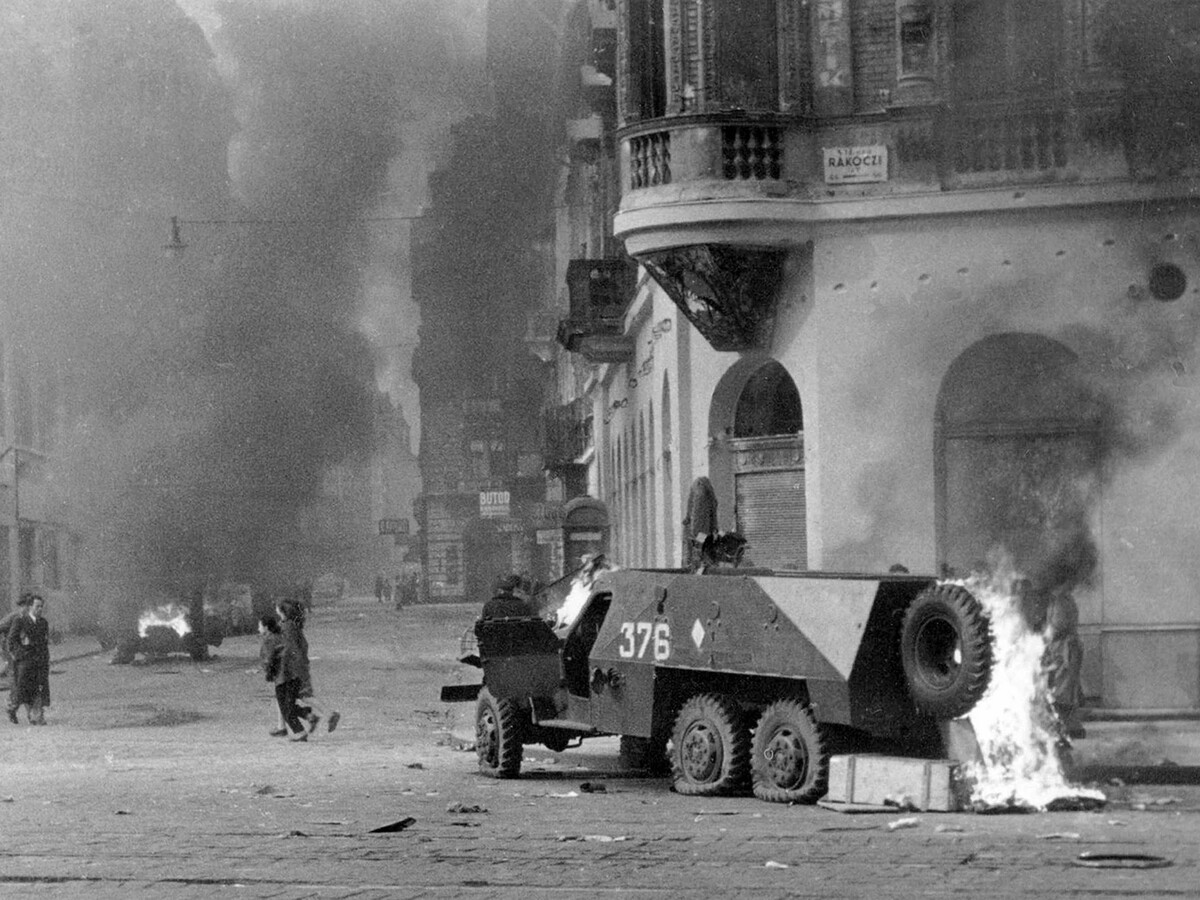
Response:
824,754,965,811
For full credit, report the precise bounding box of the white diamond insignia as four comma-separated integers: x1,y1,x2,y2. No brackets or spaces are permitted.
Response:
691,619,706,649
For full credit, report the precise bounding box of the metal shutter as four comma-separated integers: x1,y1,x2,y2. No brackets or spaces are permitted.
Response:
735,469,807,570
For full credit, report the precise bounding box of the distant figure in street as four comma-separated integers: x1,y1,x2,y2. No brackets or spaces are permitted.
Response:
392,574,403,609
0,593,32,680
374,573,387,604
258,614,288,737
7,594,50,725
481,574,538,620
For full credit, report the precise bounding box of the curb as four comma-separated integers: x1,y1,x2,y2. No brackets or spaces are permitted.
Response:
1070,765,1200,786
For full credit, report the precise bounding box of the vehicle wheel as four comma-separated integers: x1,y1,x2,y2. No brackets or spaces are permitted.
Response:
475,687,524,778
620,734,670,774
900,583,992,719
670,693,750,796
751,699,828,803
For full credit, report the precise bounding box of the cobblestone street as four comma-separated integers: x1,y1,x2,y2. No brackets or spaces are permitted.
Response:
2,597,1198,899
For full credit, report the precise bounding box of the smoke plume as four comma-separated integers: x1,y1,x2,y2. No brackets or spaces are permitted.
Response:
0,0,486,621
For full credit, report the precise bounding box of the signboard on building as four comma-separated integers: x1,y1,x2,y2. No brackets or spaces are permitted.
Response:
378,518,409,536
823,145,888,184
479,489,510,519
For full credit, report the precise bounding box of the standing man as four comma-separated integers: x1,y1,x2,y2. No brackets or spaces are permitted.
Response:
0,593,31,680
7,594,50,725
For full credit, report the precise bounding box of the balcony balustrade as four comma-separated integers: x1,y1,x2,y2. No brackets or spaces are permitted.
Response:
617,92,1152,216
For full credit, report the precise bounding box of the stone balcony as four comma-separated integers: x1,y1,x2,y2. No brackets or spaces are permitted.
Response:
612,91,1194,258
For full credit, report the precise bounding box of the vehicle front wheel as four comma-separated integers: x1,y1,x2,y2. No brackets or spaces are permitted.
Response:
475,687,524,778
751,699,827,803
670,693,750,796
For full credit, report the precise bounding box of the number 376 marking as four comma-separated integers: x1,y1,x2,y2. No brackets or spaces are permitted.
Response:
618,621,671,661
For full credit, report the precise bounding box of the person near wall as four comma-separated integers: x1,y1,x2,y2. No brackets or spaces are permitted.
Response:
0,593,32,681
1043,587,1086,740
7,594,50,725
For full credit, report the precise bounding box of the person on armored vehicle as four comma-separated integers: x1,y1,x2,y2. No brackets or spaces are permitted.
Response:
481,574,539,620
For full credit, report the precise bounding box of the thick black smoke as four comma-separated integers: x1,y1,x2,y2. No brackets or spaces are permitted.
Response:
0,0,481,618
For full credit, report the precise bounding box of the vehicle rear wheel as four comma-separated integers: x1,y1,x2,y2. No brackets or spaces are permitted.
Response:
751,699,827,803
900,584,992,719
475,687,524,778
670,693,750,796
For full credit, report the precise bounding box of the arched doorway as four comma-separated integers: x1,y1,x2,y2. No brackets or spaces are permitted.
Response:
935,334,1102,590
728,360,806,570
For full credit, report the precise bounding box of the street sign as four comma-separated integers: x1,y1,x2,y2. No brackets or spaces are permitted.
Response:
479,490,510,519
379,518,409,536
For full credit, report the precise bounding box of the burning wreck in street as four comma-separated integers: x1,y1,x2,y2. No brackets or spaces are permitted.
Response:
106,597,223,665
447,546,1106,813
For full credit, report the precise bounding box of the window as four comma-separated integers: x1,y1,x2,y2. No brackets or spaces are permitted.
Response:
627,0,667,119
951,0,1061,100
716,0,778,110
734,361,802,438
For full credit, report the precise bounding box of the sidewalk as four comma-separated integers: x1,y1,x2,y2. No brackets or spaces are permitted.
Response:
1069,718,1200,784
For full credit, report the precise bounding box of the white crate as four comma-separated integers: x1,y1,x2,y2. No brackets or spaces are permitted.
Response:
824,754,964,812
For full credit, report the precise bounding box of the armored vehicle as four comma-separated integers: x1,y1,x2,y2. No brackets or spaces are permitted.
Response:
443,566,992,803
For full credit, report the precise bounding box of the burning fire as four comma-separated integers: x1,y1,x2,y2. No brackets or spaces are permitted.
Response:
957,560,1104,810
137,603,192,638
554,554,614,630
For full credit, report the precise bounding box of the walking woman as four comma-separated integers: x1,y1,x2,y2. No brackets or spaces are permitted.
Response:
7,594,50,725
274,599,317,741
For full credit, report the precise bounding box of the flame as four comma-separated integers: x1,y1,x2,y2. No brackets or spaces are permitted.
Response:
957,555,1104,810
137,603,192,638
553,555,615,630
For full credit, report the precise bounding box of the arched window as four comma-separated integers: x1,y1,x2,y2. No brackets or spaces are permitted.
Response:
729,360,807,570
734,360,802,437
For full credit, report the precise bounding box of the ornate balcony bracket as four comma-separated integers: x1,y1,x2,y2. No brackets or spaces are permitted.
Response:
637,245,787,352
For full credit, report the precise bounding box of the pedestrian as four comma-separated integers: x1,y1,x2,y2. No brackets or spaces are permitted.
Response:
374,573,386,604
0,593,32,681
7,594,50,725
274,599,341,741
392,573,403,609
258,614,288,737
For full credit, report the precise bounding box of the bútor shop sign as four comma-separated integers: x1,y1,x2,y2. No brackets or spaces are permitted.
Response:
823,144,888,184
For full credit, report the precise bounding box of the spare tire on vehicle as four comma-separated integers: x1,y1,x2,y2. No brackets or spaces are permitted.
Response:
899,583,992,719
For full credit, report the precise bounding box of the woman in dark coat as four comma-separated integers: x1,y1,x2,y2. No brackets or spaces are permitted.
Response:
274,599,317,741
7,594,50,725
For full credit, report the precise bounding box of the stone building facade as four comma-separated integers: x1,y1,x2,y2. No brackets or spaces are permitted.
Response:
543,0,1200,713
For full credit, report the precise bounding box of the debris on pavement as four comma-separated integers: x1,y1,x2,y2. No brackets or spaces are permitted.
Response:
368,816,417,834
886,817,921,831
579,782,606,793
817,800,900,814
1037,832,1081,841
557,834,627,842
1074,852,1172,869
445,802,487,814
548,791,579,798
764,860,789,869
406,762,425,769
